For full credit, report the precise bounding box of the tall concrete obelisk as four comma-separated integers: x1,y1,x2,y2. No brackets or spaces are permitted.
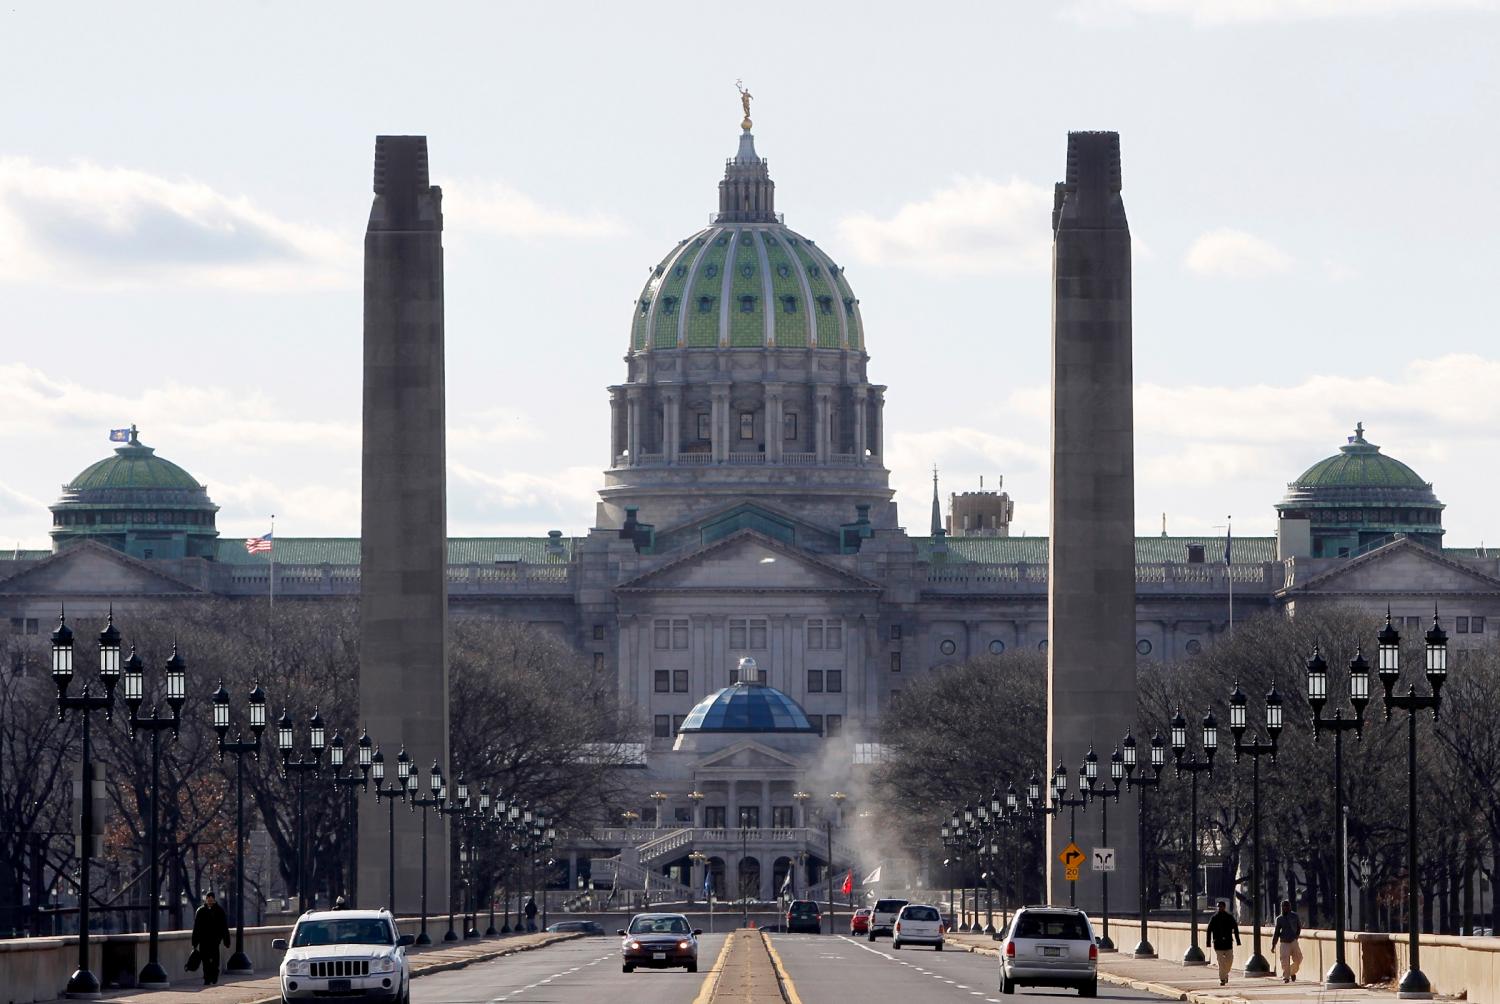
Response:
1046,132,1138,914
357,136,449,914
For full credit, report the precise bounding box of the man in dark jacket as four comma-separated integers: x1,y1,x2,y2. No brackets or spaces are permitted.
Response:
524,896,538,932
1271,899,1303,982
191,892,231,986
1205,900,1241,986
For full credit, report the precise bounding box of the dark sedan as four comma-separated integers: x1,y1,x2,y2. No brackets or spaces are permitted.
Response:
546,920,607,935
619,912,701,973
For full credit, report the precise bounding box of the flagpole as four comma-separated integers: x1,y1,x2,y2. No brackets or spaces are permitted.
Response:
1226,515,1233,636
269,514,276,675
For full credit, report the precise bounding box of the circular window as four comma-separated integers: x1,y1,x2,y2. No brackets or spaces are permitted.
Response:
1038,640,1048,653
777,265,790,278
939,639,957,656
988,639,1005,655
741,264,754,278
1136,639,1153,655
705,263,718,278
1185,639,1203,655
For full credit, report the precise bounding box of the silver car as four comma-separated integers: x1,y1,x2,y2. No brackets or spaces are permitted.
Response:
999,906,1097,996
273,909,413,1004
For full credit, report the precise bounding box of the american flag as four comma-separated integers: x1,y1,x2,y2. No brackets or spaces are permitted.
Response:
244,532,273,555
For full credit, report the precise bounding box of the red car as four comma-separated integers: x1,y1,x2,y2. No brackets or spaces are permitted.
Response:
850,907,872,935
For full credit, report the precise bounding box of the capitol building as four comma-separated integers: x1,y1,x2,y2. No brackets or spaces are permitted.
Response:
4,121,1498,902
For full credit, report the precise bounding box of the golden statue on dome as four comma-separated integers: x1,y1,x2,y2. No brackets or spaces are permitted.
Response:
736,79,753,130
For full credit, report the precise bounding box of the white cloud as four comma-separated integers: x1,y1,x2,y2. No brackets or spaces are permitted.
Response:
448,462,601,533
442,181,625,241
1065,0,1495,26
0,157,355,290
837,176,1052,274
1184,228,1294,278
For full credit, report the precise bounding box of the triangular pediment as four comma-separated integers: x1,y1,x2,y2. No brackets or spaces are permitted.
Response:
696,739,803,771
1283,537,1500,598
652,500,840,554
0,541,201,597
616,529,881,594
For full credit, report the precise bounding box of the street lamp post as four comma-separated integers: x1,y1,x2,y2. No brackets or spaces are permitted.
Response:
327,730,372,906
650,791,669,829
689,850,711,932
1376,611,1447,1000
978,794,999,935
1306,646,1369,988
121,644,186,989
276,708,326,913
438,773,471,941
1228,680,1284,976
1169,708,1217,967
51,611,123,1000
1122,731,1166,959
827,792,846,935
407,761,445,945
212,681,267,975
1083,747,1123,952
369,746,411,913
1048,763,1088,909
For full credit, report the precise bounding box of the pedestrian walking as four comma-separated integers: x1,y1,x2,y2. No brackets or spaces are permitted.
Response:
1205,900,1241,986
1271,899,1303,983
191,892,231,986
524,896,538,932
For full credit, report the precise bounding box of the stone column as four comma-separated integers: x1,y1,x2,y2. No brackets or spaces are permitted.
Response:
870,386,886,462
710,384,730,463
759,781,771,832
661,387,680,464
815,386,832,463
626,386,642,465
357,135,450,914
1046,131,1137,910
765,383,783,463
854,385,869,463
609,388,625,465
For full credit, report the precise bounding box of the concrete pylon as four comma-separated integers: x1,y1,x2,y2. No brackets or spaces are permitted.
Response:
356,136,449,915
1046,132,1139,913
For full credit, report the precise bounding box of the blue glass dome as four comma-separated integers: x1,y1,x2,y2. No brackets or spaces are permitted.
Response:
678,680,818,734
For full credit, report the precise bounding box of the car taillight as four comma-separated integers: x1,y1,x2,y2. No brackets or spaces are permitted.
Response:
1005,941,1016,957
894,922,901,932
1089,944,1099,961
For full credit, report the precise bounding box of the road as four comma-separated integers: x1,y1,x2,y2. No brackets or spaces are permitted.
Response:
410,930,1172,1004
410,933,726,1004
769,933,1167,1003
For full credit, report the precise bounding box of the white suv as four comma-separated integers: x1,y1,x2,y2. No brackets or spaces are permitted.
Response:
273,909,414,1004
891,903,945,950
999,906,1097,997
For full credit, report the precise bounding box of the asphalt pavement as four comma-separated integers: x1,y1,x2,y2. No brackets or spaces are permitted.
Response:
767,933,1171,1004
410,932,728,1004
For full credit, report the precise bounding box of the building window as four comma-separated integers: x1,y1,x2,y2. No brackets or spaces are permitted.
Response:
807,619,842,650
1473,617,1487,634
673,621,689,649
827,670,843,693
738,806,760,829
1457,617,1470,634
772,806,795,827
807,670,824,693
1136,639,1153,655
781,295,797,314
739,412,755,440
818,296,833,314
729,618,767,650
729,665,739,685
655,670,670,693
706,806,726,828
890,652,901,673
672,714,686,734
783,413,797,440
593,624,606,640
739,295,756,313
988,639,1005,655
655,618,689,649
807,622,823,650
808,714,824,735
698,296,714,313
653,715,671,738
673,670,689,693
939,639,956,656
662,296,678,315
593,652,605,672
697,413,711,440
675,807,693,823
827,714,843,737
890,624,902,641
706,260,720,274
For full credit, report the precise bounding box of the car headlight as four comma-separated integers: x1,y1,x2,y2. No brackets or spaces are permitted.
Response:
285,959,309,976
678,940,692,950
370,956,396,974
627,940,641,950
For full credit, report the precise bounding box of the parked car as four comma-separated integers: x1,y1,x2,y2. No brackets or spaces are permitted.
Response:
850,907,872,935
892,903,945,950
619,912,701,973
546,920,606,935
867,898,909,940
785,899,822,934
998,906,1097,996
273,909,414,1004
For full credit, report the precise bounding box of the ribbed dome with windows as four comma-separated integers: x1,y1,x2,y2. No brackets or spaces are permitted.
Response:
677,658,818,734
628,128,864,354
51,427,220,560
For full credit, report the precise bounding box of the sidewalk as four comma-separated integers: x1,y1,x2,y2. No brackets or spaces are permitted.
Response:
36,931,580,1004
947,933,1461,1004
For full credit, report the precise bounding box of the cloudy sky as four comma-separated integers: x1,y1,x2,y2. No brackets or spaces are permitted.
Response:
2,1,1497,550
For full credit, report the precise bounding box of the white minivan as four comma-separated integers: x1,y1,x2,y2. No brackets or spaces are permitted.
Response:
891,903,945,950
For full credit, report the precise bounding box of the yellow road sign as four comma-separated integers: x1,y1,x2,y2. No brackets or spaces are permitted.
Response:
1058,842,1085,867
1065,863,1081,882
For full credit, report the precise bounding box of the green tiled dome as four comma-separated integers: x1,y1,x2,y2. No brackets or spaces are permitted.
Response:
67,439,203,492
1291,425,1429,490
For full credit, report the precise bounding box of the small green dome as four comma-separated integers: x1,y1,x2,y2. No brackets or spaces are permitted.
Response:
629,128,864,354
67,439,204,492
1290,424,1429,490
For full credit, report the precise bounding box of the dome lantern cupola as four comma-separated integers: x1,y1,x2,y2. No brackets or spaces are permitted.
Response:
50,426,220,561
1276,423,1443,558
